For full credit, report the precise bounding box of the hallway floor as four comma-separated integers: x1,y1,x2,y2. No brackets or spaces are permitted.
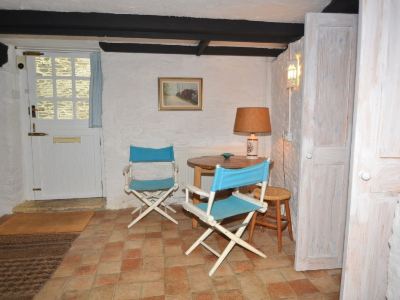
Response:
35,207,341,299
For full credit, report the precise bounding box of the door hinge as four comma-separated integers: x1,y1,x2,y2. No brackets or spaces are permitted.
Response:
32,188,42,191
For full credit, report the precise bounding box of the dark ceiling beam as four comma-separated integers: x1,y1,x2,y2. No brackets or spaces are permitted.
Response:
323,0,358,13
196,40,210,56
0,10,304,43
99,42,285,57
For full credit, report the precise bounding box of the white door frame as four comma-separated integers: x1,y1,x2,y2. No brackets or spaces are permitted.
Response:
16,48,106,201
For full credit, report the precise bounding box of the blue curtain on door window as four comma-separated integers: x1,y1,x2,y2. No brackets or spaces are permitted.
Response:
89,52,103,128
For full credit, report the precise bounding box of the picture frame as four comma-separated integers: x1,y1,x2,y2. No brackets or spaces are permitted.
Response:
158,77,203,111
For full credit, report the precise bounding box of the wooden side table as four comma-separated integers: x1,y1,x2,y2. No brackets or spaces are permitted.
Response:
187,155,266,228
248,186,294,252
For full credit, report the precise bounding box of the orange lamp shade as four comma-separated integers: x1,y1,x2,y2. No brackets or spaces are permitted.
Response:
234,107,271,134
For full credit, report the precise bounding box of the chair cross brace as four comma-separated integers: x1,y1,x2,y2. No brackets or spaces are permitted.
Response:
128,187,178,228
185,211,266,276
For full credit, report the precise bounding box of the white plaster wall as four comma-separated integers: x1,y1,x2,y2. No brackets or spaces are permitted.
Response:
0,45,24,215
270,38,304,237
387,200,400,300
101,53,271,209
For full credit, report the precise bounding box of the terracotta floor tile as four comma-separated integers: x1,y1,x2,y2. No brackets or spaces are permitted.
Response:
288,279,319,296
279,267,307,281
217,289,244,300
93,273,119,287
255,269,286,284
212,275,240,291
192,291,217,300
146,232,163,238
237,272,267,300
229,260,254,273
88,285,115,300
100,248,123,262
142,280,165,297
267,281,297,298
114,282,142,300
121,258,142,271
61,289,90,300
310,276,340,293
165,266,190,295
119,270,163,283
304,269,330,279
64,275,94,292
104,241,125,251
123,248,142,259
187,265,213,292
75,264,97,276
97,261,121,274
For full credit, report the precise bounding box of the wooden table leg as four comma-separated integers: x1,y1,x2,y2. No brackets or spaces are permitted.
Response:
284,200,294,241
192,166,202,228
276,200,282,252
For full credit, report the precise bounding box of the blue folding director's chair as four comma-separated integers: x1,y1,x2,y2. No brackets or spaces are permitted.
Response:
182,160,270,276
123,145,178,228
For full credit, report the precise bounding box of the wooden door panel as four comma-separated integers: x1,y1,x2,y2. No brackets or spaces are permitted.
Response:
341,0,400,298
314,27,353,148
309,164,345,257
295,13,357,271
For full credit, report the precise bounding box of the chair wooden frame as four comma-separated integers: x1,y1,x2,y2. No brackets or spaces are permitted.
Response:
182,161,270,276
123,146,179,228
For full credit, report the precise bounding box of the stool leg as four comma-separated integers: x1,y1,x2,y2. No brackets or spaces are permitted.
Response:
248,212,258,243
284,200,294,241
276,200,282,252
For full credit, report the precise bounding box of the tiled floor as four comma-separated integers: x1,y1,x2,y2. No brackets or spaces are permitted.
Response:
35,207,341,300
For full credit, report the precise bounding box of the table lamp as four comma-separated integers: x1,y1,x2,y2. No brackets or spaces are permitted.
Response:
234,107,271,159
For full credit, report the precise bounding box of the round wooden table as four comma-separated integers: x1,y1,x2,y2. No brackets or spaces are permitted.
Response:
187,155,266,227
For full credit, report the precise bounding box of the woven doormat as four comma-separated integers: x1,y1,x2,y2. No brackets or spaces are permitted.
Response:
0,233,78,300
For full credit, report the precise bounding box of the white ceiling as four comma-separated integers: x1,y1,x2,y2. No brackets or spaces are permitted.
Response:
0,0,331,23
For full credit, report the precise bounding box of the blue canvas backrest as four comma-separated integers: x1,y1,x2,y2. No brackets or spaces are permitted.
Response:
129,146,175,163
210,160,270,192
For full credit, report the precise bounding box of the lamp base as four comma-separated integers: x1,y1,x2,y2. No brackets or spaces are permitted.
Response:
246,134,258,159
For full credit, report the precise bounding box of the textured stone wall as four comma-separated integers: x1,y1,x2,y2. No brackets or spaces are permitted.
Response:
0,46,24,214
101,53,272,209
270,38,304,238
387,200,400,300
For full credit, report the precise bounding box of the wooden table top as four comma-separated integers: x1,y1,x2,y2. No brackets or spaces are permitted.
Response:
187,155,266,170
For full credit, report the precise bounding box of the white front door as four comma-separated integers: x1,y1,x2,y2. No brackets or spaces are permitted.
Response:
295,13,358,270
26,52,103,200
341,0,400,298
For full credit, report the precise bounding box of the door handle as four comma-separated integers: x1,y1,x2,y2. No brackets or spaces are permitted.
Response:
28,132,48,136
306,153,313,159
359,171,371,181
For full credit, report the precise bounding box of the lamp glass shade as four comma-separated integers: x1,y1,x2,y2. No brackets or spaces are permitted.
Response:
234,107,271,134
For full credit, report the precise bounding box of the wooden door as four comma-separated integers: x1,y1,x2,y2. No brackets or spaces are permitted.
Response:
295,13,357,270
341,0,400,298
26,52,103,200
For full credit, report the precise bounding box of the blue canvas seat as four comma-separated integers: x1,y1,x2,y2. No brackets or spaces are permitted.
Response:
182,160,270,276
124,145,178,227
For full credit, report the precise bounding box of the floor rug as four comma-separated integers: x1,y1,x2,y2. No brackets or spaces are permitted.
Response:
0,233,78,299
0,211,94,235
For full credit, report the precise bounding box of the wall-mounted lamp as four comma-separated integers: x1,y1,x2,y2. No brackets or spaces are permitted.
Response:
287,54,301,89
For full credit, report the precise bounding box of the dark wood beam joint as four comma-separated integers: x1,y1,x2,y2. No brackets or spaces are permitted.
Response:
196,40,210,56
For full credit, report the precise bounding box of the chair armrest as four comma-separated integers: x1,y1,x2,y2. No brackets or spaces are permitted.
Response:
233,191,268,213
185,185,210,198
123,165,131,187
123,165,130,175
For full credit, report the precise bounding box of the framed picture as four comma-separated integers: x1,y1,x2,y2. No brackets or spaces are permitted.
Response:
158,77,203,111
